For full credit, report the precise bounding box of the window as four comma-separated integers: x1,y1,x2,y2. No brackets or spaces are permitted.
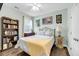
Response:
24,16,32,33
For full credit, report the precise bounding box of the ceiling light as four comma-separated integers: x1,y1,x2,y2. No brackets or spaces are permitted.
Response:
26,3,42,11
33,3,42,8
32,5,39,11
31,3,42,11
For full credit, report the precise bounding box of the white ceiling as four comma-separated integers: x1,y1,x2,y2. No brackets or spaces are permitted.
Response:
5,3,73,17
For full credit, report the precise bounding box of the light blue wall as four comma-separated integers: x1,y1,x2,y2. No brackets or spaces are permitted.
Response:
33,9,68,46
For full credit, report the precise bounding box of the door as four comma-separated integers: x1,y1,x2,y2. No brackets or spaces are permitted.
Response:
70,4,79,56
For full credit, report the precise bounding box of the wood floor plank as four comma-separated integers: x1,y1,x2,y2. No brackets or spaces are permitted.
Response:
0,46,69,56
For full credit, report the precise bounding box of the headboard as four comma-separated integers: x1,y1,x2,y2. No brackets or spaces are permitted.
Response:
38,27,56,38
39,26,55,31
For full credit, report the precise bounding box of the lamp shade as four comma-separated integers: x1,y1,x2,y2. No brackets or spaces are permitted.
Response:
56,23,62,36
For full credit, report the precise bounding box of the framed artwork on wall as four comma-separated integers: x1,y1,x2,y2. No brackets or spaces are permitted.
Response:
56,14,62,24
42,16,53,24
36,19,40,27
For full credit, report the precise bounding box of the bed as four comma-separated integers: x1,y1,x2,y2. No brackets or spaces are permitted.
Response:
15,27,55,56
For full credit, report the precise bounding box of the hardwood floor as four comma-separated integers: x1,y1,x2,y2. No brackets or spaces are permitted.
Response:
0,48,24,56
50,45,69,56
0,46,69,56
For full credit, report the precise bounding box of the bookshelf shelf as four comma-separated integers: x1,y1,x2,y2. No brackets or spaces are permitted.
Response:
1,16,19,51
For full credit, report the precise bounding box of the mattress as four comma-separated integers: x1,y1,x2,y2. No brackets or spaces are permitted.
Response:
16,35,54,56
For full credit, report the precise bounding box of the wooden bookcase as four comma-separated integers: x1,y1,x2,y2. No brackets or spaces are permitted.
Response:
1,16,19,51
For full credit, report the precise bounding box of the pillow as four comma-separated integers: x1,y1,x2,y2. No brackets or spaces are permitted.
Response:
44,29,54,37
37,27,54,37
36,30,45,35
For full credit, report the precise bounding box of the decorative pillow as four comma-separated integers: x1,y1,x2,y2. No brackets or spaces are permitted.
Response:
44,29,53,37
36,30,45,35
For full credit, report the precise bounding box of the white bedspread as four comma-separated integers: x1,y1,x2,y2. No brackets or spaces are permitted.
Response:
15,35,54,56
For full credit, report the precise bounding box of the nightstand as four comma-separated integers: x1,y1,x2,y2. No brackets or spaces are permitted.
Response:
56,36,64,49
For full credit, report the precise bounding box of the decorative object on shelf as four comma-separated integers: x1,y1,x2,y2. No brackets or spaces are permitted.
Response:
36,19,40,27
56,14,62,24
42,16,53,24
1,16,19,51
9,42,13,48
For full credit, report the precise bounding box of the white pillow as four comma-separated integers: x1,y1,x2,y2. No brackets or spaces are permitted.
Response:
36,31,45,35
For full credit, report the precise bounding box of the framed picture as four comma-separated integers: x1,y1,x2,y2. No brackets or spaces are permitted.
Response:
36,19,40,27
56,14,62,23
42,16,53,24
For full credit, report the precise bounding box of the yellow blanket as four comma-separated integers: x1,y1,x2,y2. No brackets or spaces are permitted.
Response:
23,37,53,56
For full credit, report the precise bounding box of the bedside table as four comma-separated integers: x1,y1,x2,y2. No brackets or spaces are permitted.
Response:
56,36,64,49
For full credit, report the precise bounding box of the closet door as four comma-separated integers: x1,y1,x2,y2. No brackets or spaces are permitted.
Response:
71,4,79,56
